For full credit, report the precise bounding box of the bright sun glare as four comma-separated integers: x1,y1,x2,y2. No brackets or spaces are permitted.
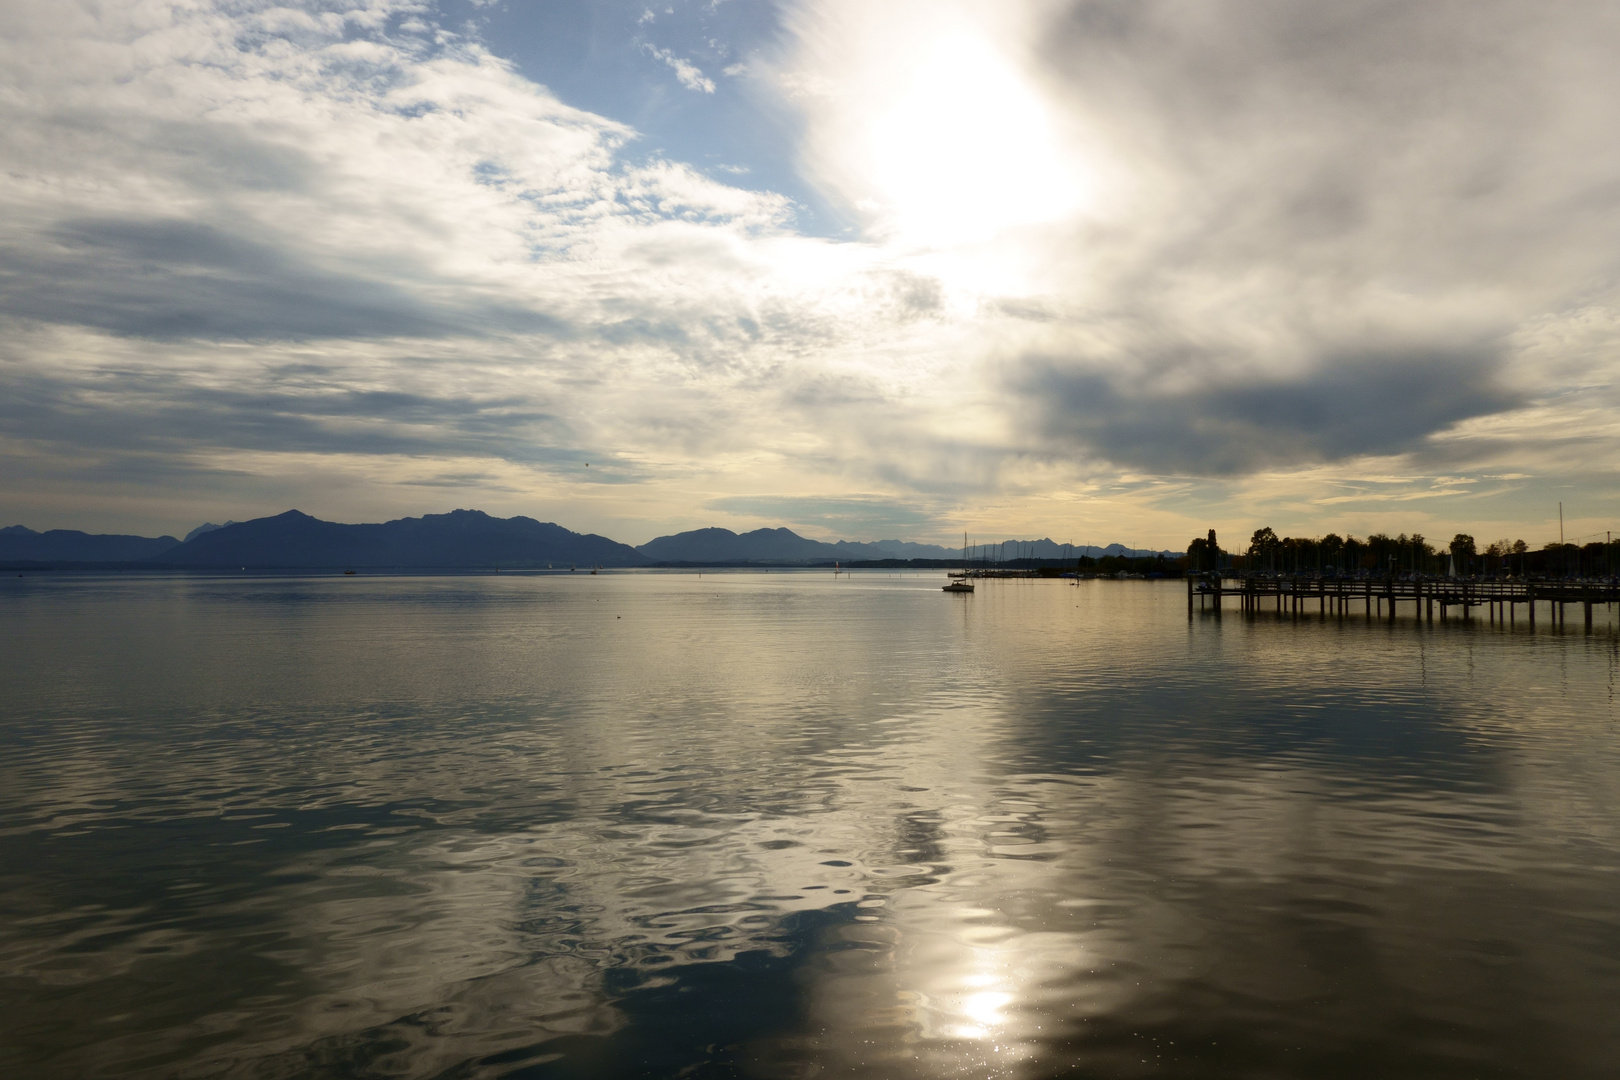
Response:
861,33,1086,247
949,968,1015,1039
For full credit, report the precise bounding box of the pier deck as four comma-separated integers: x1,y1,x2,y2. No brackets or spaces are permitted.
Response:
1189,573,1620,631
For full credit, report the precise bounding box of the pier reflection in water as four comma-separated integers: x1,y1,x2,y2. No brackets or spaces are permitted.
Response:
1,572,1617,1078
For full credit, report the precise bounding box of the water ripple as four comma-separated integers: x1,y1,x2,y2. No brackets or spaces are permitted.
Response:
2,573,1618,1077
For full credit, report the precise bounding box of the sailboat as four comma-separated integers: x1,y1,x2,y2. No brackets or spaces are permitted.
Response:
943,532,975,592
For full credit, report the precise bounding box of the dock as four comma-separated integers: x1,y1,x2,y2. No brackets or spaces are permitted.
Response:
1189,573,1620,631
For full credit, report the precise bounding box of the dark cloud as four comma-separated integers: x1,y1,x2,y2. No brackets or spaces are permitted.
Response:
0,359,580,466
1014,346,1524,475
35,113,320,195
0,218,569,341
996,0,1620,475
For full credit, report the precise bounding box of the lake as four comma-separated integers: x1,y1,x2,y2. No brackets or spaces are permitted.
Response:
2,570,1618,1078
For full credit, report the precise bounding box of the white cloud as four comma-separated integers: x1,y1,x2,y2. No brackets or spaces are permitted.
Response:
756,0,1620,534
0,0,984,539
643,44,716,94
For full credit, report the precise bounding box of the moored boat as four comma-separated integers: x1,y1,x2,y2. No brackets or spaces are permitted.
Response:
943,532,975,593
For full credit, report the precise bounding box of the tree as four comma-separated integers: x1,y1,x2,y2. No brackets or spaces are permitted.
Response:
1367,533,1397,572
1343,534,1365,571
1408,533,1433,573
1320,532,1344,570
1581,541,1606,578
1450,534,1476,576
1186,536,1217,572
1249,527,1280,570
1543,541,1577,578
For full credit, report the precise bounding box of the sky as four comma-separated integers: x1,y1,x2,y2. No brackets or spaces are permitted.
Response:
2,0,1618,549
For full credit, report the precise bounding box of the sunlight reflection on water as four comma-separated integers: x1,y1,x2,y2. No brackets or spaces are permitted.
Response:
1,571,1618,1078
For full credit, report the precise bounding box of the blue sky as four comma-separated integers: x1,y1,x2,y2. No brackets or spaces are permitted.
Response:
1,0,1618,548
442,0,846,234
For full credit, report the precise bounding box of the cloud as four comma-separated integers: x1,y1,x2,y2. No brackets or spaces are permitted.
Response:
980,0,1620,475
0,219,464,340
752,0,1620,491
0,335,575,465
0,0,792,343
3,0,1620,544
643,44,717,93
1013,345,1525,476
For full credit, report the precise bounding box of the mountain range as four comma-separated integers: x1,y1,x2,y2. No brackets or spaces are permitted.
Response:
0,524,181,563
635,527,965,564
1,510,1175,569
145,509,645,568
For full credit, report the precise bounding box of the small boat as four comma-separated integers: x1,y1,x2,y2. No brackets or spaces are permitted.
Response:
943,531,975,593
343,570,356,576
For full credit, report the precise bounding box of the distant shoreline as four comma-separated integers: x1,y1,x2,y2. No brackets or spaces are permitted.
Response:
4,560,1157,574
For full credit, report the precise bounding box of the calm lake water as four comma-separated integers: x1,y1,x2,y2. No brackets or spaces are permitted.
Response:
2,571,1618,1079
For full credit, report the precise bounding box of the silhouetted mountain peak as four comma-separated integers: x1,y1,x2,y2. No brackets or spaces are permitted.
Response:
151,509,648,568
635,526,956,564
183,521,239,542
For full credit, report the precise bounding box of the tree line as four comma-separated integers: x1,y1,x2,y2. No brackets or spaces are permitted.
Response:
1186,528,1619,578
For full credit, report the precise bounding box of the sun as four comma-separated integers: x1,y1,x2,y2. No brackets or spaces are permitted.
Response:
857,31,1089,248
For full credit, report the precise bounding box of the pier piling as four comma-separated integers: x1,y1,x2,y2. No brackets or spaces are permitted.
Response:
1186,572,1615,632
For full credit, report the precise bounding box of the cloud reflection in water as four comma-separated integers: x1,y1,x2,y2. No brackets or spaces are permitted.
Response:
1,572,1617,1077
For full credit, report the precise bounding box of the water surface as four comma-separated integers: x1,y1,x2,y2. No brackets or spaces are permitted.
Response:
2,571,1618,1078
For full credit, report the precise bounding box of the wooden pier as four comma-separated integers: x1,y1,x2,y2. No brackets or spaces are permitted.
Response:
1189,573,1620,631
